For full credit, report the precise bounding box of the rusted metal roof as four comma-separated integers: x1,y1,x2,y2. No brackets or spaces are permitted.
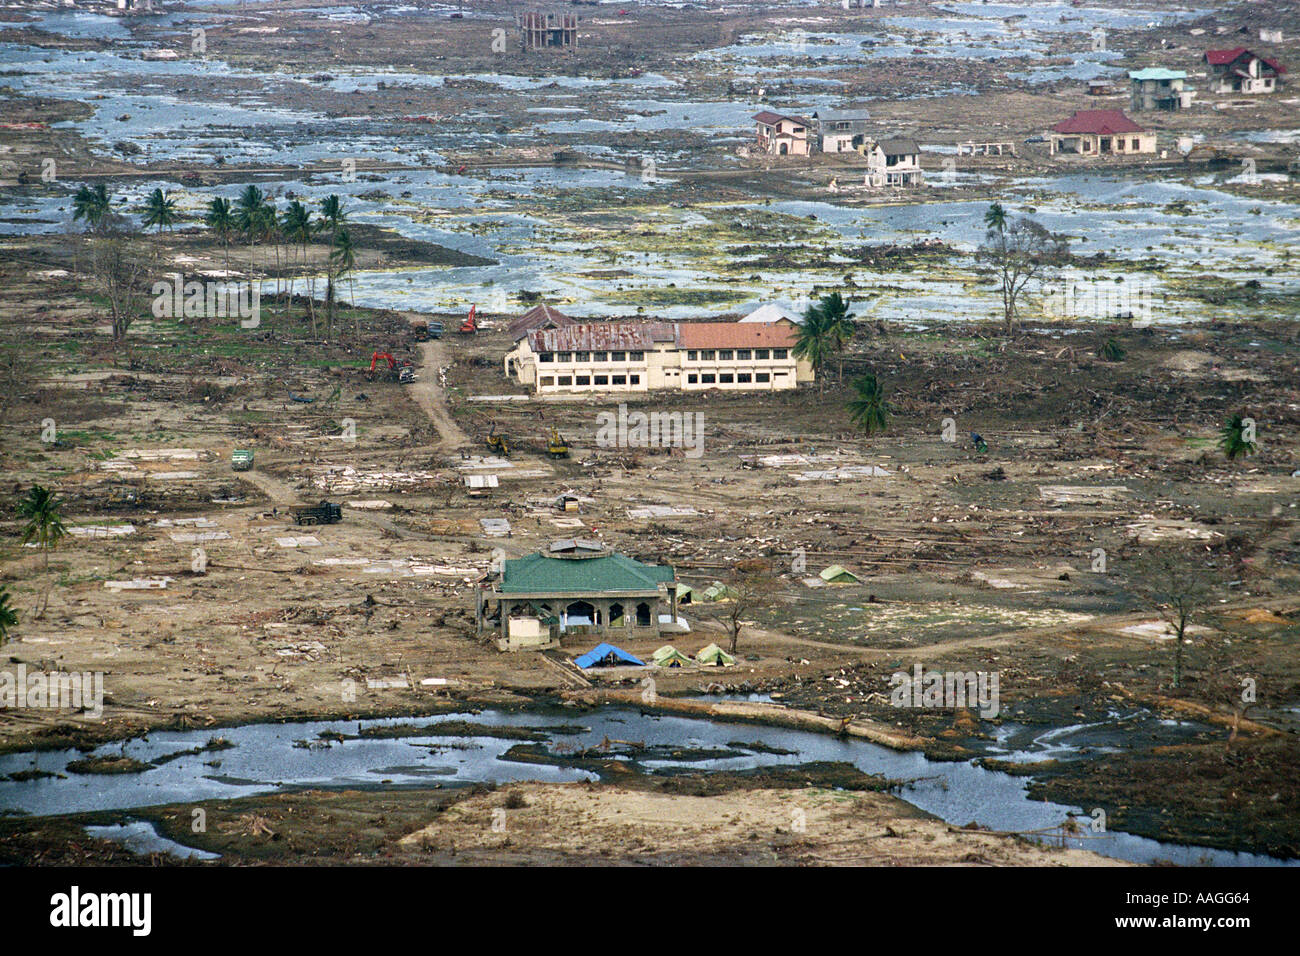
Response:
508,303,576,340
528,322,675,352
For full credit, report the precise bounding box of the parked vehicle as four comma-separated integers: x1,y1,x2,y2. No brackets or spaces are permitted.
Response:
231,449,255,471
292,501,343,526
428,321,444,339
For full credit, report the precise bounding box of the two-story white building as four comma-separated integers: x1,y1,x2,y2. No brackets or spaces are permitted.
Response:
504,321,814,395
1204,48,1286,94
865,138,924,186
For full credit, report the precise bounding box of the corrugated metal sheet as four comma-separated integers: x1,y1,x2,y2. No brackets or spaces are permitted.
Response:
529,322,675,352
508,303,576,341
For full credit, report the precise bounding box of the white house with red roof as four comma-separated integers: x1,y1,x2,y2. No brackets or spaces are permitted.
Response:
1204,48,1286,94
503,321,814,394
1048,109,1156,157
752,111,813,156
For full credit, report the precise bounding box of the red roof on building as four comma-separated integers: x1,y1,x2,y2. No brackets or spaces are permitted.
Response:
1205,47,1286,73
675,322,798,350
508,302,577,340
1051,109,1145,135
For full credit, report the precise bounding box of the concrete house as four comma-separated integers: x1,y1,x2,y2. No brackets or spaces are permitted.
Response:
1049,110,1156,157
477,539,678,651
865,137,924,186
1129,68,1194,111
504,320,814,395
814,107,872,153
753,111,812,156
1204,48,1285,94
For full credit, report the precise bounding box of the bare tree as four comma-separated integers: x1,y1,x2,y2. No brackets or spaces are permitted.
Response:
89,233,156,346
977,216,1067,334
711,559,778,655
1127,546,1222,691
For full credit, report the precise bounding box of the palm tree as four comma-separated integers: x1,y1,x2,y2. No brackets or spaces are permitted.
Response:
71,183,112,233
816,291,855,381
846,373,889,436
319,195,347,334
234,184,267,283
205,196,235,277
19,484,66,570
793,304,837,390
254,201,282,313
330,227,358,335
1219,414,1258,461
141,187,177,234
0,588,17,645
984,201,1007,234
281,200,314,329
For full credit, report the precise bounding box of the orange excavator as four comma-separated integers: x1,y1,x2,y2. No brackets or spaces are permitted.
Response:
457,304,478,335
368,351,415,384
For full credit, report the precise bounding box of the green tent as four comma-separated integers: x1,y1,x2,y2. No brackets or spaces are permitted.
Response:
695,643,736,666
819,564,860,584
675,583,694,605
652,645,692,667
702,580,733,602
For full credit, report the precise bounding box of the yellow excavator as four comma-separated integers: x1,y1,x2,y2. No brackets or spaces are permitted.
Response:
486,423,510,457
546,427,570,459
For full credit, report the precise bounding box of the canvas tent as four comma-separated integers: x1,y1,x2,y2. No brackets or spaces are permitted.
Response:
675,583,694,605
574,642,645,669
695,643,736,666
652,645,692,667
702,580,734,602
819,564,860,584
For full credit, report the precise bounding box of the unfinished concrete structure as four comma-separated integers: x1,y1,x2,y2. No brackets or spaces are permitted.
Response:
1129,68,1194,111
477,540,677,651
814,108,872,153
517,11,578,51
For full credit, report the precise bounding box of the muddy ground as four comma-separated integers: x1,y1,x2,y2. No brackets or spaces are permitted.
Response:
0,0,1298,866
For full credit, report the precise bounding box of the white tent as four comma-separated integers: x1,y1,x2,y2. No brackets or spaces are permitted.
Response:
739,302,804,325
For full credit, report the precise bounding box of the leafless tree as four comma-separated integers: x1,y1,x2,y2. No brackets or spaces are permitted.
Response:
712,558,778,655
977,216,1068,334
90,232,156,347
1127,546,1222,691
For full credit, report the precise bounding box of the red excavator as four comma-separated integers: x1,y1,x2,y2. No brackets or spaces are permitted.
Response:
368,351,415,384
457,304,478,335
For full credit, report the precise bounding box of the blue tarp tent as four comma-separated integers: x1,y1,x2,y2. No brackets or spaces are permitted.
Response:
573,643,645,669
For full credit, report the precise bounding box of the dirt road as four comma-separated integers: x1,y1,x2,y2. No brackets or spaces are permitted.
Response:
408,330,473,451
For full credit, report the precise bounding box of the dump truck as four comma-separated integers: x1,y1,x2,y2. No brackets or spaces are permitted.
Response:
231,449,254,471
292,501,343,526
427,321,444,340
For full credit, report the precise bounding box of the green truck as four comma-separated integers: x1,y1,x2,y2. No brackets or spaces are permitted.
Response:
292,501,343,526
231,449,255,471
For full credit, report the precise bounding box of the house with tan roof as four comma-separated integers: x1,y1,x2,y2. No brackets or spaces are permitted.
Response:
503,320,815,394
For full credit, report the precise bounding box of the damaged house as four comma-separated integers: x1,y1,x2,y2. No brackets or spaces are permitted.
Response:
477,539,679,651
1204,48,1285,94
814,107,873,153
865,138,924,186
752,111,813,156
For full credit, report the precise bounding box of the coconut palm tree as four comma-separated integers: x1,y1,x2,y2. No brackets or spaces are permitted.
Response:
234,184,267,280
19,484,66,570
984,201,1007,234
793,304,837,390
815,291,856,381
846,373,889,436
330,227,358,335
1219,414,1258,461
141,187,178,234
0,588,17,645
205,196,235,277
319,195,347,334
281,200,314,330
71,183,112,233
